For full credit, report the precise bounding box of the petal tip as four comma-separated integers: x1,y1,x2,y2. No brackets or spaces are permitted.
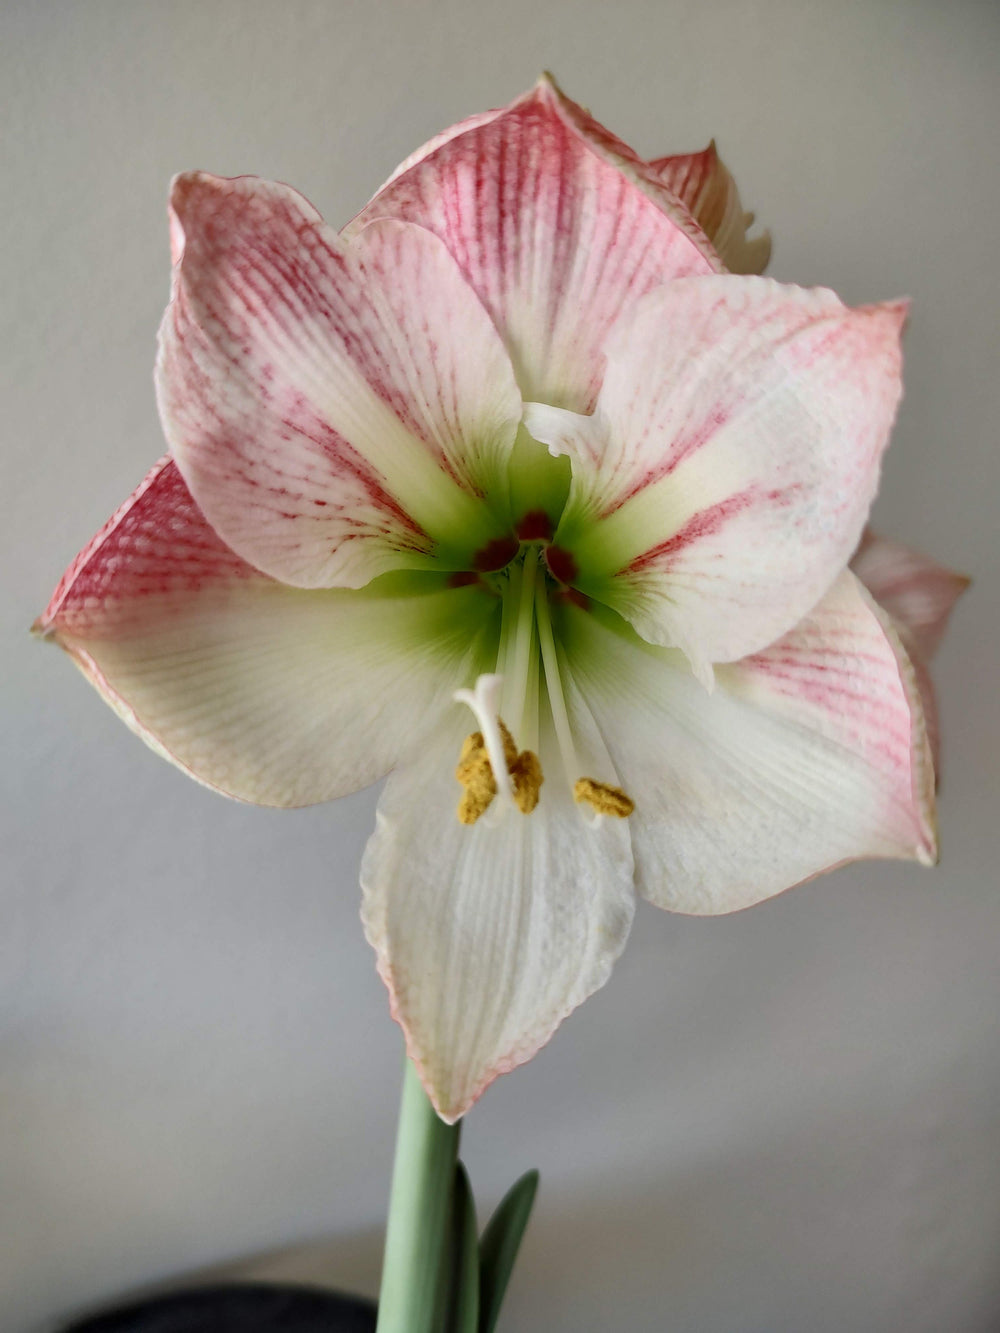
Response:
167,170,224,266
952,570,973,596
917,837,939,868
863,296,911,340
168,168,228,212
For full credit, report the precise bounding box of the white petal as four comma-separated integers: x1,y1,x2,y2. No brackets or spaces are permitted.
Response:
36,459,498,806
851,531,969,662
851,531,969,777
348,78,716,414
543,276,906,668
361,697,635,1121
562,571,936,915
158,174,522,590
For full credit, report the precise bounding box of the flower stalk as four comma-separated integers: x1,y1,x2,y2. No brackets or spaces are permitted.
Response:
377,1058,462,1333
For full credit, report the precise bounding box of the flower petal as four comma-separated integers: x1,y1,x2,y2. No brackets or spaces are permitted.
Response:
533,277,906,669
852,531,969,778
361,695,635,1121
372,109,506,192
157,173,522,590
649,141,772,275
36,459,498,806
851,531,969,662
560,570,935,916
348,75,718,413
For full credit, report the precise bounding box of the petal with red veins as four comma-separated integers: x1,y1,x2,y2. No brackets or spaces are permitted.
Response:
370,108,506,193
361,692,634,1121
851,531,969,662
852,531,969,777
649,141,772,275
530,277,906,671
348,75,718,414
157,173,522,590
36,459,498,807
560,570,935,916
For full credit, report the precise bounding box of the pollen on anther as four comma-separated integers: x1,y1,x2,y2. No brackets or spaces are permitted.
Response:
455,724,544,824
511,750,543,813
455,732,496,824
574,777,634,818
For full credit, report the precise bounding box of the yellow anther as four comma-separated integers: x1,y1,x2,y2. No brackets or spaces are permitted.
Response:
456,731,490,785
574,777,634,818
455,733,495,824
455,723,543,825
458,783,495,825
511,749,544,813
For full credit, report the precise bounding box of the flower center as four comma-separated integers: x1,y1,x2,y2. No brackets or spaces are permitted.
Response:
452,543,633,826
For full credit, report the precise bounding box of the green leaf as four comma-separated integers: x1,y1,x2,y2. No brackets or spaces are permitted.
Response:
477,1169,539,1333
444,1162,480,1333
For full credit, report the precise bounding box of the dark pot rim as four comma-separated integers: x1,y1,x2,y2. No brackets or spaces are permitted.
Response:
61,1281,377,1332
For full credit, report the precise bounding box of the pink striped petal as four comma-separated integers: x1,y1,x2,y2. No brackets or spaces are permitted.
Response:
562,570,935,916
649,141,771,275
157,173,522,590
531,276,906,670
361,691,634,1121
348,75,719,414
372,108,506,192
851,531,969,662
852,531,969,776
36,459,496,806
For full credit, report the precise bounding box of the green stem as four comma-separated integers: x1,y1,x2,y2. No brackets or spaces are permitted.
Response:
376,1058,462,1333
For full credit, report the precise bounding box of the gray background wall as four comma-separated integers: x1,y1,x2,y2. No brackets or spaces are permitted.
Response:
3,2,998,1330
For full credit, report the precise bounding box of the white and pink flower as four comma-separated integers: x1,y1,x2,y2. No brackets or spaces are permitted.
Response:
37,77,965,1121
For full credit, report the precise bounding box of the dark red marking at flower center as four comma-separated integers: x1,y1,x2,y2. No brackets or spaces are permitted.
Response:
560,587,590,610
447,571,481,588
473,535,519,572
544,545,578,584
515,509,553,541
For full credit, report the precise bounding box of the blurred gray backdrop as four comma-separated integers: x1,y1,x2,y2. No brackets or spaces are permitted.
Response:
3,2,998,1330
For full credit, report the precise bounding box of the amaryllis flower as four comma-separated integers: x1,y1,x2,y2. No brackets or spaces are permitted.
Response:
37,77,961,1121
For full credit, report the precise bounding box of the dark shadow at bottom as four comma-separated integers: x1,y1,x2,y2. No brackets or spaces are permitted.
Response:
61,1282,376,1332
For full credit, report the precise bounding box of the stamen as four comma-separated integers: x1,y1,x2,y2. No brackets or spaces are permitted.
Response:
535,574,635,822
455,733,496,825
511,750,544,814
533,568,580,787
454,675,514,806
574,777,634,819
453,674,543,825
506,545,539,738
